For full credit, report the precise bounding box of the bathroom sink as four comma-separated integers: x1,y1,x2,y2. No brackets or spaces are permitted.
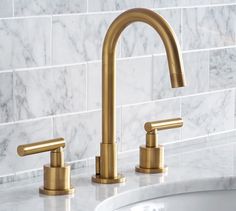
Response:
116,190,236,211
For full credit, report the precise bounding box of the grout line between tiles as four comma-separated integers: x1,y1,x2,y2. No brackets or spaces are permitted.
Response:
85,63,88,111
0,87,234,127
180,96,183,140
0,45,235,73
50,16,53,66
12,70,16,122
207,50,210,91
11,0,14,17
1,2,235,20
165,128,236,145
86,0,89,13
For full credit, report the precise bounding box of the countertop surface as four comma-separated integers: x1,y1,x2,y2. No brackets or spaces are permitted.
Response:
1,131,236,211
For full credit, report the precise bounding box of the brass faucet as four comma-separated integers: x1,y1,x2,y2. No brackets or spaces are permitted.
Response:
92,8,186,184
136,118,183,174
17,138,75,195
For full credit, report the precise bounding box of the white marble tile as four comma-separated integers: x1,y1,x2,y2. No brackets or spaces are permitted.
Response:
154,0,236,7
88,0,154,12
120,9,181,57
210,48,236,90
14,0,87,16
0,118,53,175
52,13,119,65
0,72,13,123
121,98,181,151
0,17,51,70
182,5,236,50
153,51,209,99
88,0,236,12
0,0,12,17
210,0,236,3
87,61,101,110
87,56,153,110
53,109,122,161
235,91,236,128
14,64,86,120
182,90,235,139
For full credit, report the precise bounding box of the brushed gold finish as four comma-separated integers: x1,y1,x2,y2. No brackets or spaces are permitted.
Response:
17,138,65,156
136,118,183,174
92,174,126,184
144,118,183,132
17,138,74,196
93,8,186,184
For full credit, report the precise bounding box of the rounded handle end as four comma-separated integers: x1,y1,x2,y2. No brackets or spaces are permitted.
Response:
17,145,25,156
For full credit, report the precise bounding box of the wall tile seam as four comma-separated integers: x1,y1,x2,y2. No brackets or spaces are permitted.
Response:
0,116,53,127
0,14,52,21
1,3,235,20
0,45,236,73
233,88,236,129
0,87,233,128
11,0,14,17
120,87,235,109
85,62,88,111
49,15,53,66
207,51,210,91
152,2,236,11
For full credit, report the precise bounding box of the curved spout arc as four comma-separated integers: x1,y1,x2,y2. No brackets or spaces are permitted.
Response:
104,10,175,49
102,8,186,144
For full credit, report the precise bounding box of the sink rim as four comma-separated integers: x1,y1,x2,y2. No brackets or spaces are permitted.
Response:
95,176,236,211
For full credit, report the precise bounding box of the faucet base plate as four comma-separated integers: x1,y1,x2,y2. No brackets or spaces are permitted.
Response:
92,174,126,184
135,165,168,174
39,186,75,196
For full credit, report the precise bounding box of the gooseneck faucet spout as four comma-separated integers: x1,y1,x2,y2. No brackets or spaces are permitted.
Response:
92,8,186,184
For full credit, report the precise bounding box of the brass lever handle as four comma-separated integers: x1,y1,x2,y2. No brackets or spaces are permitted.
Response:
17,138,74,196
17,138,65,156
144,118,183,132
136,117,183,174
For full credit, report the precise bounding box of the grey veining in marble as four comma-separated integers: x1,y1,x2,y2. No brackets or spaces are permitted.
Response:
14,0,87,16
0,118,53,175
14,64,86,120
0,17,51,70
87,56,152,110
153,51,209,100
210,48,236,90
88,0,153,12
182,5,236,50
182,90,234,139
120,9,181,57
0,0,12,18
121,98,181,151
0,72,13,123
53,109,122,161
88,0,236,12
154,0,236,7
52,13,119,65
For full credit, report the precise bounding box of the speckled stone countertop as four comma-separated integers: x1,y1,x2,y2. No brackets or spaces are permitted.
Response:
1,131,236,211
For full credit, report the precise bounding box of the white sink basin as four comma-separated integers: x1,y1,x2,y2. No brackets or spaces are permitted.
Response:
116,190,236,211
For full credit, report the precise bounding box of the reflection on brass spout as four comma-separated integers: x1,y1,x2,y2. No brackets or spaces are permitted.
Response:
92,8,186,184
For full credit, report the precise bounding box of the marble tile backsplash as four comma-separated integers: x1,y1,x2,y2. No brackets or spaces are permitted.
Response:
0,1,236,182
14,0,87,16
0,0,12,18
0,17,51,70
182,5,236,50
14,64,86,120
